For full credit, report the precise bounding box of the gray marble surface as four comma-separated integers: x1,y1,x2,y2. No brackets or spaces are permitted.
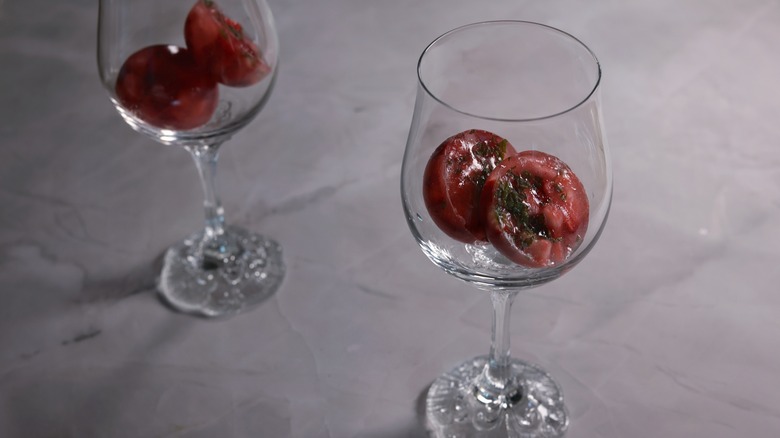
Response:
2,0,780,436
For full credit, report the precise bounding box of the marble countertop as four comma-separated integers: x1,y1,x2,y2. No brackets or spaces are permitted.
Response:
2,0,780,436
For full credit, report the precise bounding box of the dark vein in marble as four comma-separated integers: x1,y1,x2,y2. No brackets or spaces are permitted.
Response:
51,208,136,255
251,160,401,222
75,278,156,306
0,188,97,210
61,328,102,346
356,284,397,301
656,365,780,420
18,349,40,361
257,179,357,220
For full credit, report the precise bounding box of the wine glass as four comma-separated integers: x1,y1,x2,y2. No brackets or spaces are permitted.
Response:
97,0,284,317
401,21,611,437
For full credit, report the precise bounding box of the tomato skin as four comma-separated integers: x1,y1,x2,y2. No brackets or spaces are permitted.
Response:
481,150,589,267
115,45,218,131
423,129,517,243
185,0,271,87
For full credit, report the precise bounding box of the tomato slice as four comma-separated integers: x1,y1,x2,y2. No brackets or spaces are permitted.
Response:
184,0,271,87
115,45,218,131
423,129,517,243
481,150,589,267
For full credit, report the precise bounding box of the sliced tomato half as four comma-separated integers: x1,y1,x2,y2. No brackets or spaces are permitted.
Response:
115,45,218,130
423,129,517,243
185,0,271,87
481,150,589,267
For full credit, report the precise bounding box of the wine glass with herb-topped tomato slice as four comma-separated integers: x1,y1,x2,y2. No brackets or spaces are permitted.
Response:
98,0,283,317
401,21,612,437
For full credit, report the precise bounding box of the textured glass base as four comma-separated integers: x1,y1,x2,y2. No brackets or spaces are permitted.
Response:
158,226,285,318
426,356,568,438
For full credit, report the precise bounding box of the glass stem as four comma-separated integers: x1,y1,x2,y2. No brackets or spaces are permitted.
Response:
474,289,521,407
187,144,236,266
488,290,518,383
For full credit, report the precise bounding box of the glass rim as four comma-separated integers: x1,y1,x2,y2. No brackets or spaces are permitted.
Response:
416,20,602,123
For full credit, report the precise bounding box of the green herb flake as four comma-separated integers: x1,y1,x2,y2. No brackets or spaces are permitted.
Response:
554,182,567,201
497,139,508,158
228,24,243,38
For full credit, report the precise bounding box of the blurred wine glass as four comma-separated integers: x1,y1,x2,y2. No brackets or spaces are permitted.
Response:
97,0,284,317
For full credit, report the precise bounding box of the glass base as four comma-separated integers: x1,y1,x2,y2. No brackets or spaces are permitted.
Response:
157,226,285,318
426,356,568,438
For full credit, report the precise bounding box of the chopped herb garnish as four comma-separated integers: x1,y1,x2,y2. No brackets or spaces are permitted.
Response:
472,141,490,157
473,139,508,160
520,170,543,189
506,170,532,190
468,169,489,189
493,173,554,248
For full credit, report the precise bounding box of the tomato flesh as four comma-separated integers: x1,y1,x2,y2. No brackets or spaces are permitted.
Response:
115,45,218,130
185,0,271,87
423,129,517,243
481,150,589,267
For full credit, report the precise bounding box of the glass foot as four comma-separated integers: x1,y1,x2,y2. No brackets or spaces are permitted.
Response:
426,356,568,438
158,226,285,318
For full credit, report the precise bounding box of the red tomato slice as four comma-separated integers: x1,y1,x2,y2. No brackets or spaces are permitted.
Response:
481,150,589,267
423,129,517,243
185,0,271,87
115,45,218,131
